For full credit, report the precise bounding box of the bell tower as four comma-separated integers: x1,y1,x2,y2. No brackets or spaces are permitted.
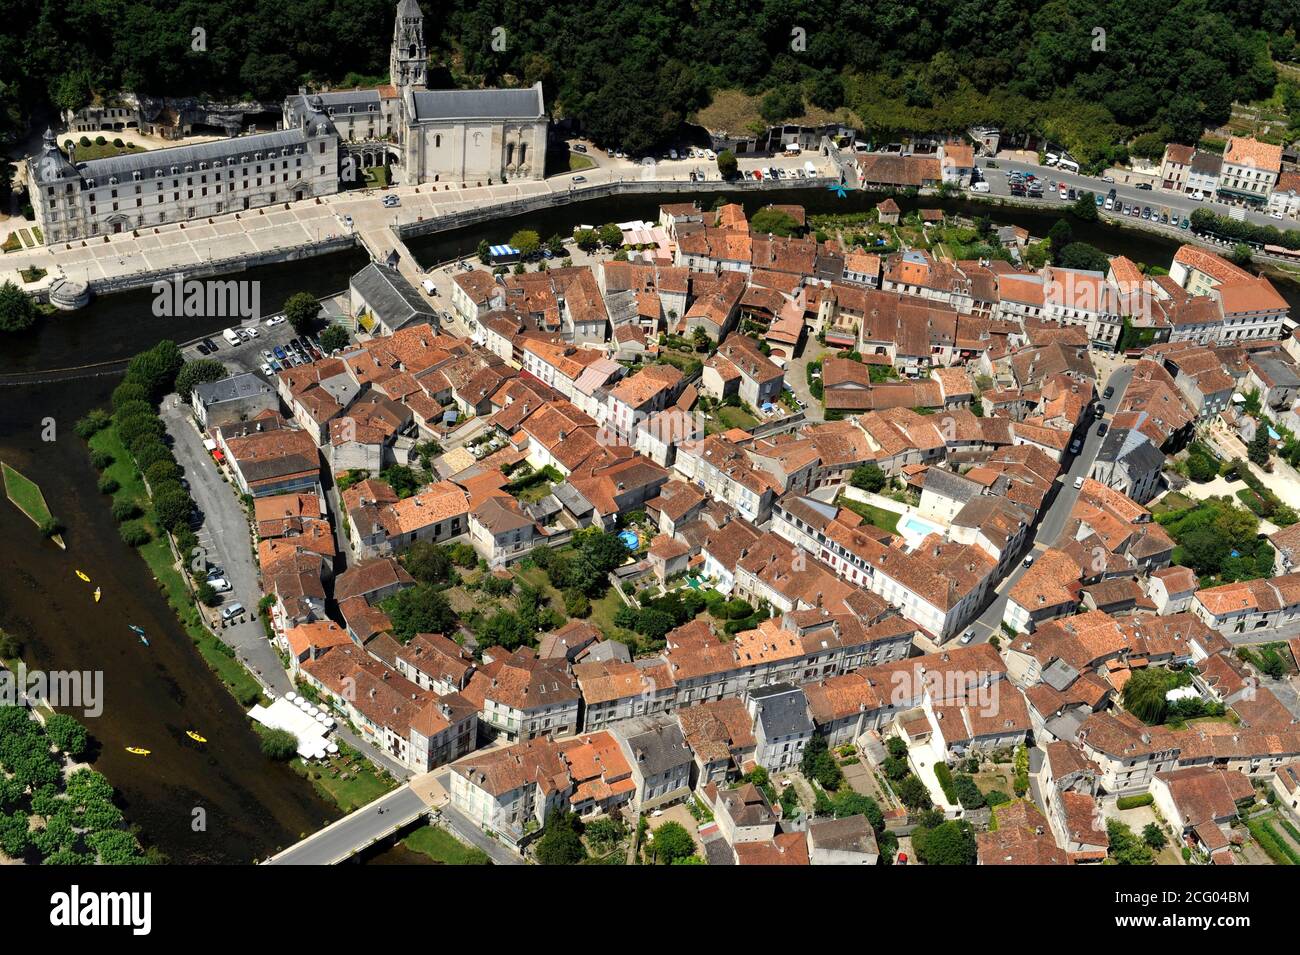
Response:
390,0,427,92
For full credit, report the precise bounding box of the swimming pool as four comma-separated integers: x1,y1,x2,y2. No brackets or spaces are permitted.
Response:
897,512,946,545
618,529,640,550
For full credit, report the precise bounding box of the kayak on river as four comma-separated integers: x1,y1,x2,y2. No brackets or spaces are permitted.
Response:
125,747,150,756
75,570,90,582
186,731,207,743
93,587,101,603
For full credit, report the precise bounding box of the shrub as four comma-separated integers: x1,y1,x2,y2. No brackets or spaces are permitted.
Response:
119,521,151,547
90,449,114,470
74,409,111,438
563,588,591,618
934,763,958,804
39,517,64,538
259,728,298,761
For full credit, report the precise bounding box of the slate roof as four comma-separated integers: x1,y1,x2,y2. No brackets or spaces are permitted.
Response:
351,262,437,331
410,85,545,121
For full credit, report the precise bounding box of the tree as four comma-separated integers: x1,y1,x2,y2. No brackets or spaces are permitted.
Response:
850,463,886,492
1142,822,1168,851
260,728,298,761
534,812,586,865
1070,192,1099,221
650,821,696,863
914,819,976,865
380,465,421,498
574,228,599,252
1057,242,1111,273
319,325,350,353
750,208,801,237
380,585,457,642
1122,667,1170,724
1107,819,1154,865
800,735,843,790
895,775,932,811
1186,451,1217,483
174,359,227,403
509,229,541,257
716,149,738,180
402,541,454,585
151,484,193,532
563,588,591,618
1248,422,1271,466
0,281,38,333
1047,219,1073,261
43,713,89,758
597,223,623,249
125,340,183,399
283,292,321,334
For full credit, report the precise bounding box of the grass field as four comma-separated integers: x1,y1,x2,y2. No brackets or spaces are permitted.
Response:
568,152,595,171
2,461,54,526
401,824,491,864
1,460,64,547
836,494,901,534
294,749,396,813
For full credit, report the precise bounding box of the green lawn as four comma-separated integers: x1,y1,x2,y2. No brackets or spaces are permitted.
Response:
1,460,54,527
66,140,143,161
293,748,396,813
836,494,901,534
569,152,595,171
401,824,491,864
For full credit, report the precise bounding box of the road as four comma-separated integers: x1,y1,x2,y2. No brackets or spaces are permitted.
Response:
161,395,289,693
963,362,1136,643
265,783,428,864
979,156,1291,234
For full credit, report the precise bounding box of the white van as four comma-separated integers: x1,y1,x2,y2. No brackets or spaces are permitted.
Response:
222,328,242,347
785,144,802,156
421,278,436,296
970,181,990,193
1044,152,1059,166
1057,158,1080,174
803,160,817,177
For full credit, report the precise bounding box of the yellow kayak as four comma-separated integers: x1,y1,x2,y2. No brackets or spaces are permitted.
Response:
93,587,101,603
186,731,207,744
124,747,150,756
75,570,90,582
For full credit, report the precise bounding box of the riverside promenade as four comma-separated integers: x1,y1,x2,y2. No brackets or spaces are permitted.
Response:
1,152,835,300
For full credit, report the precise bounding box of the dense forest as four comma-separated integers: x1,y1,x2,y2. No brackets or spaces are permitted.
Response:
1,0,1298,165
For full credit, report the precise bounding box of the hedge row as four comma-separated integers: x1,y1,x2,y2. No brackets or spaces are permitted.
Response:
1116,793,1154,810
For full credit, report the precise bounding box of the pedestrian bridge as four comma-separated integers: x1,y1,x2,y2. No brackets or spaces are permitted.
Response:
263,783,428,865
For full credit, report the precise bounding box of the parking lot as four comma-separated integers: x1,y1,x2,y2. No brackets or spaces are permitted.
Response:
181,303,338,379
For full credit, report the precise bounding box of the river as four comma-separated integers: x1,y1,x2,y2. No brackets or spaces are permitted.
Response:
0,249,366,864
1,187,1295,865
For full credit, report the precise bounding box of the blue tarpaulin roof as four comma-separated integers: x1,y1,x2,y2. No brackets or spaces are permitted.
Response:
489,245,519,258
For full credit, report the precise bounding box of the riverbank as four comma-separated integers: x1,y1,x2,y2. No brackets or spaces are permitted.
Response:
86,421,265,706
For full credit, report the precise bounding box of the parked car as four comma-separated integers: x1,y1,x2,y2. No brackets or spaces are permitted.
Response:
266,316,285,327
1102,385,1115,400
1180,217,1190,229
203,337,219,351
196,342,211,355
1103,175,1115,183
208,577,233,594
260,362,273,376
970,181,990,192
1023,554,1035,567
1069,438,1082,454
573,175,586,183
421,278,436,295
958,629,976,645
381,194,401,208
221,603,245,621
572,143,587,153
273,346,287,361
1096,421,1109,436
1137,182,1153,190
1073,475,1085,490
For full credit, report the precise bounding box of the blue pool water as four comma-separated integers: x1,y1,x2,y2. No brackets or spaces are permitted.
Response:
619,530,639,550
